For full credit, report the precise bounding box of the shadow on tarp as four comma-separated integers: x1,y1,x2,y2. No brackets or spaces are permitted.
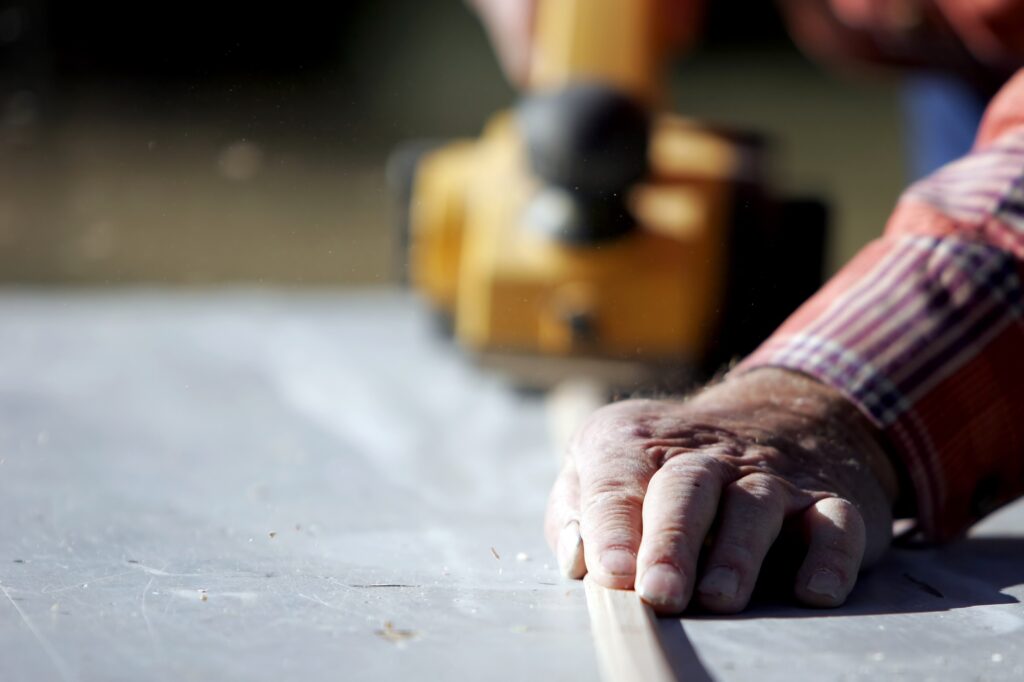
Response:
653,617,716,682
704,535,1024,621
646,537,1024,680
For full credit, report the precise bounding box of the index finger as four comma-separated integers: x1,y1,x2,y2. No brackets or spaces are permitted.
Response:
578,452,654,589
572,403,663,588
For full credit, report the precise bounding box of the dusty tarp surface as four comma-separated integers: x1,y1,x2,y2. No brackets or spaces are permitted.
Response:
1,290,1022,681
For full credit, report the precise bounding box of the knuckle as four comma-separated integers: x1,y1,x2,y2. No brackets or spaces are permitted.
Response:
729,473,786,507
659,455,727,490
734,471,778,494
845,505,867,536
819,497,867,535
640,503,716,562
816,539,864,567
645,520,697,548
640,555,686,576
583,486,644,521
579,399,675,444
822,496,858,514
573,405,656,458
640,529,700,567
810,561,854,588
709,540,758,572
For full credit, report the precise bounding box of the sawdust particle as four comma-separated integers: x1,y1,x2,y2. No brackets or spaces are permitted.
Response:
268,531,277,539
376,621,417,643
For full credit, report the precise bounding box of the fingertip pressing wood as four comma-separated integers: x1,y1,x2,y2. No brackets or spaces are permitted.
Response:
584,576,679,682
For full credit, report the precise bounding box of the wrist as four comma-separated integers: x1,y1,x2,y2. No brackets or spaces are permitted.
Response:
692,368,901,508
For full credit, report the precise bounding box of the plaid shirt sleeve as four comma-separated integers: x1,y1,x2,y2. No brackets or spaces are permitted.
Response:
737,69,1024,541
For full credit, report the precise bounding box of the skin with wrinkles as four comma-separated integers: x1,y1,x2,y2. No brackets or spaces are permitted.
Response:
545,369,898,614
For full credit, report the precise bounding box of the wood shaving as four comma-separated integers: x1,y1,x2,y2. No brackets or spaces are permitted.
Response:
376,621,417,643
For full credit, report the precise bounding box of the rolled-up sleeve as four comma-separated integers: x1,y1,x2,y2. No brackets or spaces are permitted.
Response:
738,69,1024,541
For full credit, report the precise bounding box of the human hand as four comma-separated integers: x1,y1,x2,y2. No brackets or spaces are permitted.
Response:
545,368,899,614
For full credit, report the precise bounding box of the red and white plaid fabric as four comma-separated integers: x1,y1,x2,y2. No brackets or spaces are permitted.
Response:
739,69,1024,541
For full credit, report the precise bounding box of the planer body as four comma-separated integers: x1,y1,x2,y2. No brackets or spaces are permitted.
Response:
391,0,827,390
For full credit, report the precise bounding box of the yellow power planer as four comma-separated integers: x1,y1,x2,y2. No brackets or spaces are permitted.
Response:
390,0,826,391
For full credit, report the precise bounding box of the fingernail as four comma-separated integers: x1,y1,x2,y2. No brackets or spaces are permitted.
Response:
598,549,636,578
807,568,842,599
637,564,685,611
557,521,585,578
698,566,739,600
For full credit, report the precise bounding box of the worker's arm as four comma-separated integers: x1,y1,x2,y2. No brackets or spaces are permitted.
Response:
548,70,1024,613
737,69,1024,542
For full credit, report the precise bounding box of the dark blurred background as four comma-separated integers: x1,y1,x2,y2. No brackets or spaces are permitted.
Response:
0,0,904,285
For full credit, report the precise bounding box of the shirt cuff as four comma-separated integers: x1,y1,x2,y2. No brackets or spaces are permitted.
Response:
736,231,1024,541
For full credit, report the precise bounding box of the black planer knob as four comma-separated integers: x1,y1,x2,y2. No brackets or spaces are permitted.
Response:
518,83,650,243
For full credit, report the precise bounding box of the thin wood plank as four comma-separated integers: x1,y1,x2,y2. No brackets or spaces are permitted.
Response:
584,576,680,682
